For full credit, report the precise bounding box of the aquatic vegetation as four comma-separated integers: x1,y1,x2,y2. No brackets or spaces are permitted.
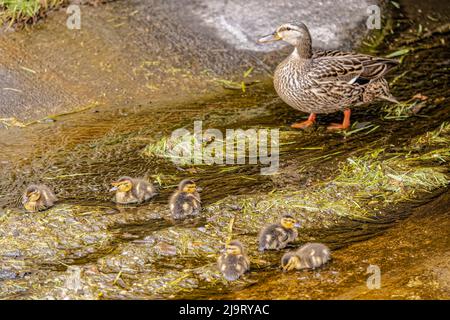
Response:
215,66,260,93
334,154,448,197
211,124,449,228
411,122,450,147
0,0,64,26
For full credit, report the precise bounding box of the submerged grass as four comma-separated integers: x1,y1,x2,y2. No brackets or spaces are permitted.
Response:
211,121,450,227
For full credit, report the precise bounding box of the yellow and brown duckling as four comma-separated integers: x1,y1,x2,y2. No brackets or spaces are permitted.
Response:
110,176,158,205
169,179,201,219
258,215,300,251
217,240,250,281
281,243,331,271
22,184,57,212
258,22,398,130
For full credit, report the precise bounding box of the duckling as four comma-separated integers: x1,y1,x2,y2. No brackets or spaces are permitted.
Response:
258,215,300,251
217,240,250,281
169,179,201,219
22,184,57,212
258,22,398,130
281,243,331,271
110,176,158,204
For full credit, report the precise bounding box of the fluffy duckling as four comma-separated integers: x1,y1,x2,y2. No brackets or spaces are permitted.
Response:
258,215,300,251
217,240,250,281
281,243,331,271
169,179,201,219
22,184,57,212
110,176,158,204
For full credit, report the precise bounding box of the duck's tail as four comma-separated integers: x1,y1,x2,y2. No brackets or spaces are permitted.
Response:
379,94,399,104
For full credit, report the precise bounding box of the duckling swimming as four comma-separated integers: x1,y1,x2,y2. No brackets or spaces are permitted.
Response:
22,184,57,212
110,176,158,204
217,240,250,281
281,243,331,271
258,215,300,251
169,179,201,219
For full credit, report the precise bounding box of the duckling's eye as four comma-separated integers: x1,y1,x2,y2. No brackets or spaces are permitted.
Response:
286,27,291,31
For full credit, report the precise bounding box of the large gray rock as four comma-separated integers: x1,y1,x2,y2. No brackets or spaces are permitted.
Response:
191,0,372,51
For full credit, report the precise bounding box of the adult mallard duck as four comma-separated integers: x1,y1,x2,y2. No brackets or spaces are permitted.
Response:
258,22,398,130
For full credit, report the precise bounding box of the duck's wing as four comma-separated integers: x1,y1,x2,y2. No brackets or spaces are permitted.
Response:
310,53,398,84
312,49,357,58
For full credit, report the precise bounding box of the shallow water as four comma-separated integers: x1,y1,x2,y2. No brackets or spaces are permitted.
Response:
0,0,449,299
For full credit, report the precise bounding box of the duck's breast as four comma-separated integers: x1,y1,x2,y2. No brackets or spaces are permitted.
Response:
274,58,313,113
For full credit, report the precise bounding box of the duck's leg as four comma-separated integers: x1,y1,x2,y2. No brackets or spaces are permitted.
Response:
327,109,351,130
291,113,316,129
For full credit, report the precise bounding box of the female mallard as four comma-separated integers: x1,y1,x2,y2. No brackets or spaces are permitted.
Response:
258,22,398,130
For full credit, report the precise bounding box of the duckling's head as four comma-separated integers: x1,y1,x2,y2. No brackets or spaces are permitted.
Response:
225,240,244,255
280,215,301,229
281,252,301,272
22,185,42,204
110,177,133,193
178,179,198,194
257,22,311,47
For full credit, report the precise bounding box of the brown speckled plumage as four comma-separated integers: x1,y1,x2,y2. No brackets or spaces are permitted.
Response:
260,22,398,117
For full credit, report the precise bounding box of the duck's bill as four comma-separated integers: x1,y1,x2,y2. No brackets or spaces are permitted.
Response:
294,223,301,228
109,186,118,192
257,32,281,43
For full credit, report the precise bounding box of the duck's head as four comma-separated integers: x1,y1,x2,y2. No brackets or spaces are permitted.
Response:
110,176,133,193
257,22,310,47
280,215,301,229
22,185,42,204
281,252,301,271
225,240,244,255
178,179,199,194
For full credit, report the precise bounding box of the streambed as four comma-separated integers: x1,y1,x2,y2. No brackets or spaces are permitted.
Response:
0,0,449,299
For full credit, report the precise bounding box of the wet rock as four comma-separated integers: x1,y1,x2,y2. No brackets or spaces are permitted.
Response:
0,269,17,281
192,0,372,52
154,242,177,256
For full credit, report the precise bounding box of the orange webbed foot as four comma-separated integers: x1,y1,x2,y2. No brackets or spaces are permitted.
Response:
327,109,351,131
291,120,315,129
326,122,350,131
291,113,316,130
